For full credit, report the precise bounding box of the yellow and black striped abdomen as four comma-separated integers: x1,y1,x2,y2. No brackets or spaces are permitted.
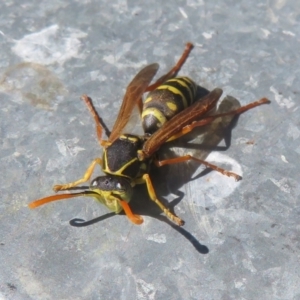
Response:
142,77,197,134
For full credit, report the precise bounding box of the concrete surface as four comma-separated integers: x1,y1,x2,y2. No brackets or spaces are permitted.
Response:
0,0,299,299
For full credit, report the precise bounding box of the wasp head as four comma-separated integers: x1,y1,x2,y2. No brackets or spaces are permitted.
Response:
90,175,133,213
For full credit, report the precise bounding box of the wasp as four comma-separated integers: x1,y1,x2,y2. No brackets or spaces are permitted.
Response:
28,43,270,226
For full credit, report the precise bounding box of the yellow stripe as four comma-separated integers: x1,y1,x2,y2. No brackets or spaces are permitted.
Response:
118,158,138,175
144,96,152,103
167,78,193,105
104,155,137,177
142,107,167,125
120,135,139,143
179,77,197,96
157,84,188,108
166,102,177,111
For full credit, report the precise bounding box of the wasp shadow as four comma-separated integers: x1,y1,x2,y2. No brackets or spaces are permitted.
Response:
153,94,242,198
69,187,209,255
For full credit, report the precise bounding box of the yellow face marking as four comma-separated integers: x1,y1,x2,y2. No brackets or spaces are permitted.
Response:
157,84,188,108
92,189,123,213
166,101,177,111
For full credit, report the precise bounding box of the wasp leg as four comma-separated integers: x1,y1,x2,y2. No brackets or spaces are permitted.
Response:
142,174,184,226
145,42,194,92
155,156,242,181
81,94,110,146
119,200,144,225
168,97,271,141
53,158,103,192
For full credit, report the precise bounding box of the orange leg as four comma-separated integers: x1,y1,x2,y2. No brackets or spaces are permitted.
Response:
119,200,143,225
155,155,242,181
168,97,271,141
53,158,103,192
142,174,184,226
145,42,194,92
81,94,110,146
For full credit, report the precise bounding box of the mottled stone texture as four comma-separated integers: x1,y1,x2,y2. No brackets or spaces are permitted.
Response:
0,0,299,299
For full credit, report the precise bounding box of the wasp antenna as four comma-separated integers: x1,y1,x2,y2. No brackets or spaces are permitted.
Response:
28,192,87,209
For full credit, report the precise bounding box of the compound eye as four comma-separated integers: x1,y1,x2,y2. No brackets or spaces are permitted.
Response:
116,182,123,190
91,179,99,187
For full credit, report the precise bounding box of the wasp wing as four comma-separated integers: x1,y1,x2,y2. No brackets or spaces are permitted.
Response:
142,88,223,157
108,63,159,143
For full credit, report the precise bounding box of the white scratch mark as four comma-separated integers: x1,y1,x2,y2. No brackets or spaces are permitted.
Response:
90,71,107,82
202,32,214,39
234,278,247,290
90,70,99,81
187,0,204,6
282,30,295,37
17,267,51,299
262,231,271,238
179,7,188,19
245,75,258,88
12,25,87,65
136,279,156,300
267,7,279,23
56,138,85,157
274,0,288,9
46,158,62,172
203,67,214,72
56,140,67,157
103,54,115,64
242,259,257,273
236,137,255,154
287,123,300,140
146,233,166,244
186,152,242,207
208,152,243,177
172,258,183,270
270,86,295,109
69,116,77,124
260,28,271,38
281,155,288,163
102,54,147,69
270,178,291,194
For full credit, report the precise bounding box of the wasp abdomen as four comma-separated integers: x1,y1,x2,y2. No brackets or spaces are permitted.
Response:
142,77,198,134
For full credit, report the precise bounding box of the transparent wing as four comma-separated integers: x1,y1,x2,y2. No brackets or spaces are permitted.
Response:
142,88,223,157
108,63,159,143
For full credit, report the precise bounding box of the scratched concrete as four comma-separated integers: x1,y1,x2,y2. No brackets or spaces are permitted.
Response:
0,1,299,299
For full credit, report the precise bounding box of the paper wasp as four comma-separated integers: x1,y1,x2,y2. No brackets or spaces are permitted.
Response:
28,43,270,226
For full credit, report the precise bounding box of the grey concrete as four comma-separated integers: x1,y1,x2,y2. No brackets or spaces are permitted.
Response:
0,1,299,299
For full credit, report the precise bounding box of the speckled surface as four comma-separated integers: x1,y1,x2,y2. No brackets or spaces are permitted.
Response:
0,1,299,299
